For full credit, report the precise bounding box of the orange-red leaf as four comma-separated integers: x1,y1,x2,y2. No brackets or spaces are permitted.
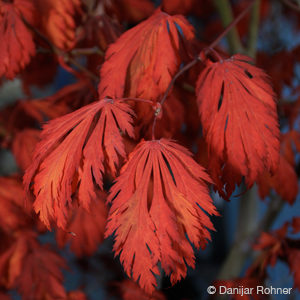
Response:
12,129,40,171
281,130,300,167
253,223,300,290
67,290,88,300
11,79,96,128
24,98,135,229
18,79,96,122
287,249,300,290
35,0,82,50
105,0,155,23
257,155,298,204
117,280,166,300
56,190,107,257
0,230,67,300
162,0,195,15
0,292,12,300
98,9,194,100
16,235,68,300
8,98,69,132
0,0,36,79
0,232,33,288
257,131,299,203
196,54,280,199
292,217,300,234
106,139,218,293
0,177,31,233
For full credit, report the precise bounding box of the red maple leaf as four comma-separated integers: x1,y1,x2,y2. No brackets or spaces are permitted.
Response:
8,78,97,132
0,231,33,289
0,292,11,300
257,155,298,204
34,0,82,50
56,190,107,257
292,217,300,234
0,177,31,233
117,279,166,300
67,290,88,300
106,139,218,293
257,131,299,204
252,223,300,290
196,54,280,199
281,130,300,167
12,129,40,171
0,229,68,300
98,8,194,101
6,98,69,133
0,0,36,79
162,0,196,15
287,249,300,290
253,229,286,269
24,98,135,229
16,235,68,300
104,0,155,23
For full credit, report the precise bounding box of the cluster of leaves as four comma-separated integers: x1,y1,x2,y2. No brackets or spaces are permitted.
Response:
0,0,299,299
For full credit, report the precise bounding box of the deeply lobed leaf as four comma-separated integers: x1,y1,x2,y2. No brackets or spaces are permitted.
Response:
24,98,134,229
196,54,280,199
98,8,194,101
106,139,218,293
34,0,82,50
16,234,68,300
12,129,40,172
0,177,31,233
0,230,67,299
0,0,36,79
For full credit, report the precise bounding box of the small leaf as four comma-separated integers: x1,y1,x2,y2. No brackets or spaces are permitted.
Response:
56,190,107,257
117,280,166,300
34,0,82,50
0,0,36,79
12,129,40,171
0,177,30,233
257,155,298,204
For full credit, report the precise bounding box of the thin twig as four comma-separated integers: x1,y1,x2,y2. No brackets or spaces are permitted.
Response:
151,58,199,139
151,116,158,140
160,59,200,107
71,47,104,56
151,0,256,139
64,56,99,81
